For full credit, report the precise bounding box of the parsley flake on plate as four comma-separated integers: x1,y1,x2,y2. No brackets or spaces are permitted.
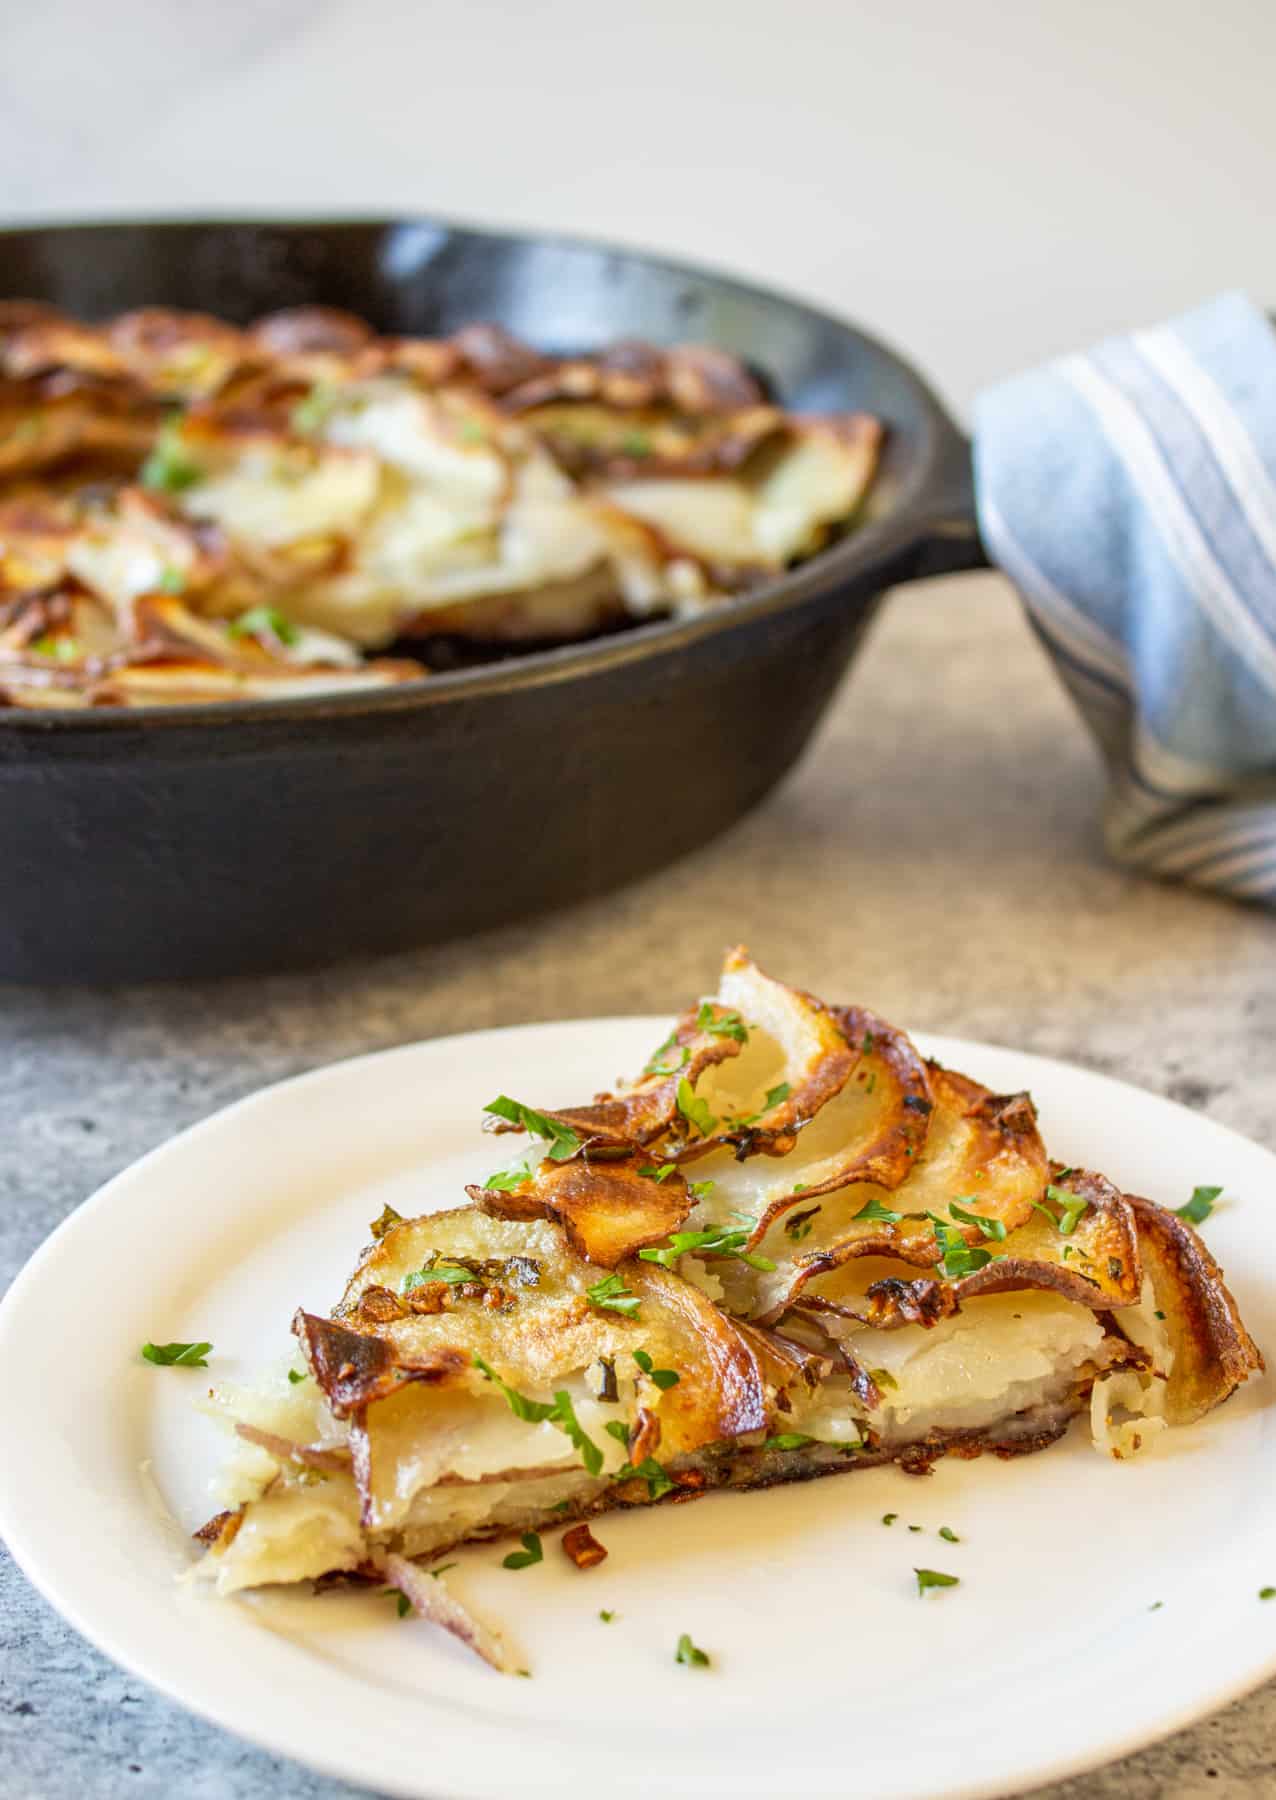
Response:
1177,1185,1223,1225
502,1533,543,1571
675,1632,711,1667
915,1568,959,1595
638,1225,775,1273
141,1340,212,1368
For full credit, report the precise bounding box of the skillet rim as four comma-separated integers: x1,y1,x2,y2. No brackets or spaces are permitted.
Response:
0,211,957,734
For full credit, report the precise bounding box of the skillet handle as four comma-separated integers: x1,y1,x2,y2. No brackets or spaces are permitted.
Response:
902,428,988,581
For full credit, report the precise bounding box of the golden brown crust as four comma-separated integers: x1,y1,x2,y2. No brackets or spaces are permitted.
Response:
293,1309,468,1417
470,1154,695,1267
487,999,745,1149
1124,1192,1264,1423
782,1167,1143,1331
746,1006,932,1247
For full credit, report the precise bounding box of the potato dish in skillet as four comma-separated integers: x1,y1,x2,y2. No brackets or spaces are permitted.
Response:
0,304,881,708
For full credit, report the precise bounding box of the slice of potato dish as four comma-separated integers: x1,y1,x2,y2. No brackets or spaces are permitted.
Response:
196,948,1262,1670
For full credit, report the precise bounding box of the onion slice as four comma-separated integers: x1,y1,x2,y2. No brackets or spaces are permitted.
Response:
380,1552,512,1673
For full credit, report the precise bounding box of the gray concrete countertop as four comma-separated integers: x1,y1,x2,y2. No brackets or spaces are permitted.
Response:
1,571,1273,1800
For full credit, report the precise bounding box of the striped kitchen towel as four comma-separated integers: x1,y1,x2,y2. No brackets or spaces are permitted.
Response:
974,291,1276,906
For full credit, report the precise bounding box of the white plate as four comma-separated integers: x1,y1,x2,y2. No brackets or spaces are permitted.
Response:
0,1020,1272,1800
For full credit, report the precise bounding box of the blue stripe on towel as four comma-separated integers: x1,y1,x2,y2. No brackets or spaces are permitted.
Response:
975,291,1276,906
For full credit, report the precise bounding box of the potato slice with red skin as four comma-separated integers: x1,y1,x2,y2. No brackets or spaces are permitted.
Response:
469,1152,694,1268
782,1169,1142,1335
294,1205,800,1531
480,947,858,1165
731,1007,932,1250
666,948,858,1161
482,998,744,1149
1124,1192,1263,1422
743,1063,1048,1321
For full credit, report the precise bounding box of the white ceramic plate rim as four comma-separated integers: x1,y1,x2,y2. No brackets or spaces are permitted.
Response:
0,1020,1273,1800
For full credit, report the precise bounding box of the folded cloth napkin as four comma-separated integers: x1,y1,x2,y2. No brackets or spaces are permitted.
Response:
975,291,1276,906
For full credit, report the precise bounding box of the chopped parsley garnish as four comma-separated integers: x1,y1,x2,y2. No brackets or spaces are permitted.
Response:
763,1433,813,1451
854,1196,902,1225
676,1077,715,1137
586,1273,641,1318
1149,1600,1164,1611
140,421,202,493
369,1203,403,1240
30,635,80,662
928,1214,998,1278
403,1261,479,1291
472,1355,604,1474
502,1532,543,1570
882,1513,898,1526
643,1032,689,1077
687,1179,716,1203
675,1632,710,1667
633,1348,679,1388
627,1456,675,1499
695,1002,749,1044
599,1609,616,1622
1154,1309,1166,1321
938,1526,960,1543
287,1368,307,1385
862,1031,874,1053
785,1205,820,1242
639,1163,677,1183
638,1225,775,1273
386,1587,412,1617
483,1163,532,1192
228,605,300,648
867,1367,898,1390
157,563,186,594
290,383,338,434
431,1563,457,1577
484,1095,580,1162
915,1568,959,1595
1261,1588,1276,1601
547,1391,603,1476
763,1082,791,1110
865,1072,877,1094
141,1340,212,1367
1032,1185,1090,1236
620,430,653,458
605,1420,631,1446
1177,1184,1222,1225
908,1525,922,1533
948,1198,1007,1242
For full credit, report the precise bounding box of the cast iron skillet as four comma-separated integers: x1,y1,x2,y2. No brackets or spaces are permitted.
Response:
0,218,988,983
